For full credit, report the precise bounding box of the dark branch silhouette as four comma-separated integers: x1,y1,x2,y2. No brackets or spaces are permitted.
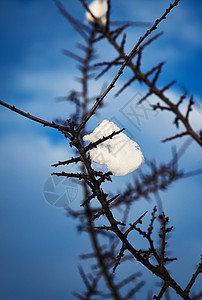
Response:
0,0,201,299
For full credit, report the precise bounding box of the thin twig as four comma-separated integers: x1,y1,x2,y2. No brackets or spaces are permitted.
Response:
77,0,181,133
51,156,81,167
0,100,72,139
184,257,202,296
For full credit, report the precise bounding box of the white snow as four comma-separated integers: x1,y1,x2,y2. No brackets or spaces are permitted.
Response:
83,120,144,176
85,0,108,25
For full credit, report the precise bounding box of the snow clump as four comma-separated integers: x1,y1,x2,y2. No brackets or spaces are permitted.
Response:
83,120,144,176
85,0,108,25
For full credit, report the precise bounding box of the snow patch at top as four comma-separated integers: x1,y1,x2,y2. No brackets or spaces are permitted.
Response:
83,120,144,176
85,0,108,25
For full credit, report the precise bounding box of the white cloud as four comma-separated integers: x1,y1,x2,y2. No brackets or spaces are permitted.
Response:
3,68,79,122
0,132,68,175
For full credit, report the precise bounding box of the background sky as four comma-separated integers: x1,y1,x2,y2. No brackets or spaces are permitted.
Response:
0,0,202,299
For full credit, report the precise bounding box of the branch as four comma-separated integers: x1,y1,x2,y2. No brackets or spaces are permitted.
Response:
125,281,145,299
84,128,125,152
86,0,201,146
147,206,157,236
51,156,81,167
124,211,148,237
0,100,73,140
154,281,170,300
184,257,202,296
51,171,90,181
89,194,120,222
112,211,148,273
62,49,85,64
161,80,176,92
80,192,97,207
185,95,194,120
115,75,138,97
158,213,177,271
112,243,126,273
77,0,181,133
162,132,189,143
95,56,123,80
54,0,90,40
117,272,142,289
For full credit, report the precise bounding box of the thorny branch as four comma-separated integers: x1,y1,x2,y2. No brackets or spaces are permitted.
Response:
79,0,201,147
0,100,72,140
0,0,201,299
77,0,182,135
184,257,202,297
64,130,196,299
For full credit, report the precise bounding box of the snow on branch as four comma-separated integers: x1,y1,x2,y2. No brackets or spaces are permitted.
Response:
85,0,108,25
83,120,144,176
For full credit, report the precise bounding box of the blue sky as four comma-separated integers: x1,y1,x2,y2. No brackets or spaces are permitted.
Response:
0,0,202,299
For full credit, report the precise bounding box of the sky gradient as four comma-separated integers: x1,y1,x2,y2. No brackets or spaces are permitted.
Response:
0,0,202,299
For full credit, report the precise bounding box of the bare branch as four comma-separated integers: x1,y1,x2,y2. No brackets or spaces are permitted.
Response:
154,282,170,300
124,211,148,237
51,171,90,181
148,206,157,236
0,100,72,139
161,80,176,92
80,192,97,207
84,128,125,152
125,281,145,299
77,0,181,133
54,0,90,40
185,95,194,120
112,243,126,273
162,132,189,143
51,156,81,167
62,49,85,64
184,257,202,296
115,75,137,97
117,272,142,289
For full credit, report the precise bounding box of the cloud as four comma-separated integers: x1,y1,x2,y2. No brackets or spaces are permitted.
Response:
1,77,201,300
0,1,201,298
0,130,84,299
